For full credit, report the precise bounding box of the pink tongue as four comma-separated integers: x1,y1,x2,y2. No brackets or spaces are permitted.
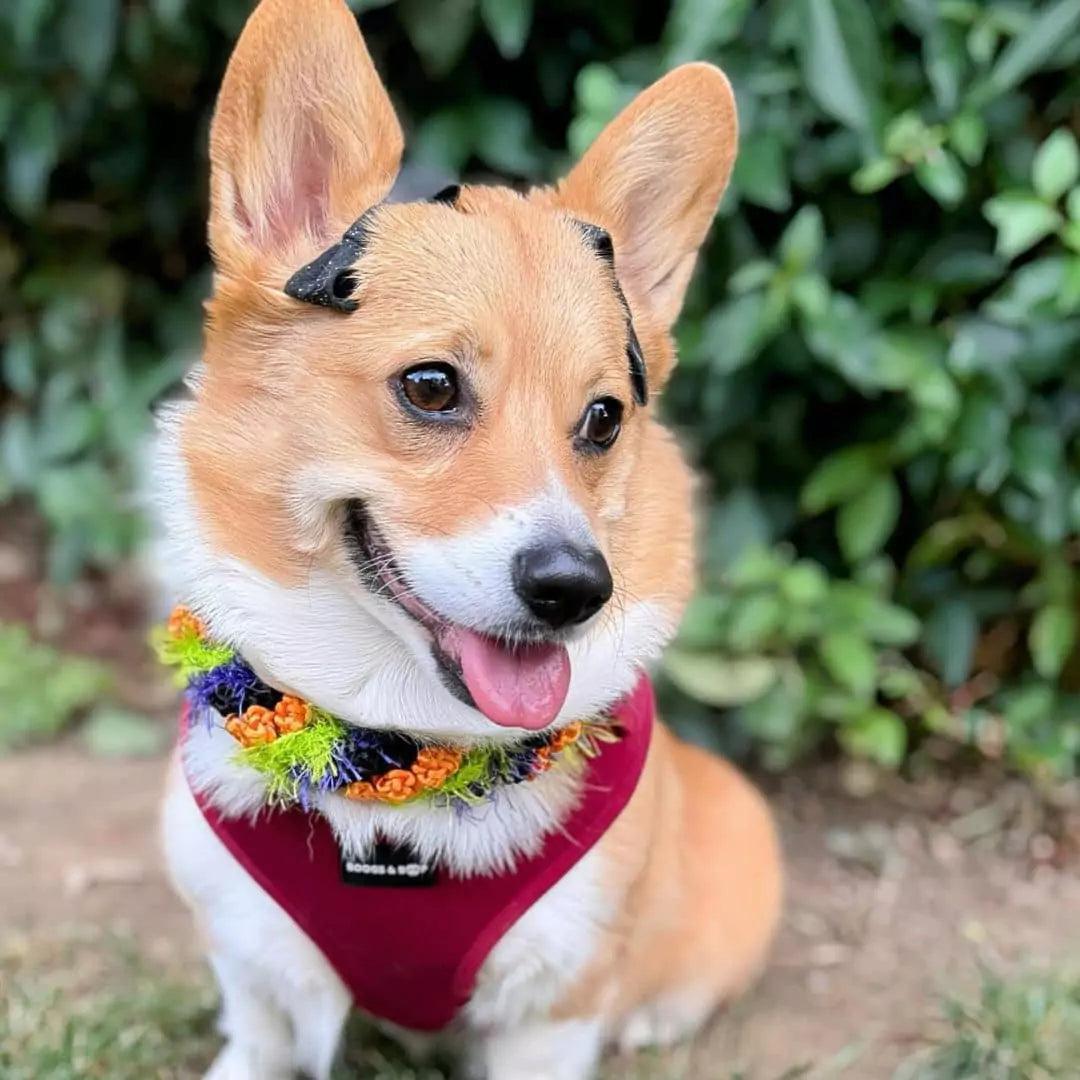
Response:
440,627,571,730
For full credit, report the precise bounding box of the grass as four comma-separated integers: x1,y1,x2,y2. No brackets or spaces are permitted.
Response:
0,929,448,1080
898,970,1080,1080
3,930,1079,1079
0,931,217,1080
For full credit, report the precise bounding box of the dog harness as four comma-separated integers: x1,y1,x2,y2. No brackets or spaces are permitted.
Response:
185,674,654,1031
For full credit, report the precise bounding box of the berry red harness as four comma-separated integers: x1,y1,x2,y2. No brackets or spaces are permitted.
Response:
185,676,654,1031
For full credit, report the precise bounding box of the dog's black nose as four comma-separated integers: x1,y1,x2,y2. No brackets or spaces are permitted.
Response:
513,543,613,630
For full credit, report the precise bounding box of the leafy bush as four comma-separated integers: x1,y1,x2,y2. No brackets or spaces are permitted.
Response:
2,0,1079,777
0,622,110,749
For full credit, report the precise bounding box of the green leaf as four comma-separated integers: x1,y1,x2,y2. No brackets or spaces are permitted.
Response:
400,0,476,76
470,98,542,174
733,132,790,211
2,330,37,398
0,411,39,488
950,112,987,167
676,593,731,649
819,631,877,698
12,0,53,50
796,0,882,133
663,0,753,64
780,561,830,606
923,597,978,687
1068,186,1080,222
852,157,902,193
801,445,882,514
741,682,804,748
728,259,776,294
923,17,966,112
700,292,770,374
779,205,825,270
1029,605,1077,679
983,193,1062,260
839,707,907,767
915,149,965,208
663,650,779,707
1033,129,1080,203
1011,423,1065,497
574,63,623,120
983,0,1080,99
5,97,60,217
58,0,118,82
726,594,784,652
479,0,532,59
863,599,921,647
837,473,900,563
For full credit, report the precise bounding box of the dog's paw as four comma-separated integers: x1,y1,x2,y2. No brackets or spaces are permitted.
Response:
615,987,716,1054
204,1043,293,1080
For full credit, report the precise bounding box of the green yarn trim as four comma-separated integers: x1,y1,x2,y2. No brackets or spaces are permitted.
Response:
426,745,506,806
152,625,235,683
235,707,348,804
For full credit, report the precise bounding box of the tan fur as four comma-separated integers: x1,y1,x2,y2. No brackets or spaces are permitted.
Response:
177,0,781,1062
554,726,782,1024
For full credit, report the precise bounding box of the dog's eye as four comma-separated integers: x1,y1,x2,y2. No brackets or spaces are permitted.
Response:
400,363,459,413
576,398,623,451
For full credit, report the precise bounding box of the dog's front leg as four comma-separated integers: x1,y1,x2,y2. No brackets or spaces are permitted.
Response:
204,949,296,1080
162,759,352,1079
202,944,351,1080
479,1018,605,1080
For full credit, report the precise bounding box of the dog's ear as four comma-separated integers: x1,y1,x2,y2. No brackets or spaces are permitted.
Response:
208,0,403,276
554,64,737,328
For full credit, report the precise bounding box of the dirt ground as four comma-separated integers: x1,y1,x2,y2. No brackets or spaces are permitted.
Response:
4,742,1079,1078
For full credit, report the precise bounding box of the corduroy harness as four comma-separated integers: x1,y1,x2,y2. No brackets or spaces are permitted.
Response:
185,675,654,1031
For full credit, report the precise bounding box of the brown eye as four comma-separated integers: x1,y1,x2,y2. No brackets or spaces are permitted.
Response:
577,397,623,451
400,363,459,413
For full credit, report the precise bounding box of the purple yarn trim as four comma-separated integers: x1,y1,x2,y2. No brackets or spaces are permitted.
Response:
186,658,269,730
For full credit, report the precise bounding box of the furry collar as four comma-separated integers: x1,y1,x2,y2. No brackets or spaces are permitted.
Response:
159,606,619,812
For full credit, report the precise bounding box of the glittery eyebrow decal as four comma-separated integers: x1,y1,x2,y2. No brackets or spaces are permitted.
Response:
430,184,461,206
572,219,648,406
283,206,379,313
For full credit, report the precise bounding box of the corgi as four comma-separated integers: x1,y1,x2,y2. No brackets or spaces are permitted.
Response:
154,1,782,1077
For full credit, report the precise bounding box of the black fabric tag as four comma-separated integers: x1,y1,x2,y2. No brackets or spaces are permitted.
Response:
339,840,438,888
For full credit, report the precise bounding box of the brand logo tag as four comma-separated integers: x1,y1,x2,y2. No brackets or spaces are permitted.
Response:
339,840,438,888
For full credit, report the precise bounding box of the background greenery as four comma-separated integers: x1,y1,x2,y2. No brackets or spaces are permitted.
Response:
3,0,1079,779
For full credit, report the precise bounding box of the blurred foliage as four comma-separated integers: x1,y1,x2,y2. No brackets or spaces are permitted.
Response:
0,622,110,748
2,0,1080,777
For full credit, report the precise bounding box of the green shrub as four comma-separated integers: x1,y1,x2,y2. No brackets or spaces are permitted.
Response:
2,0,1079,776
0,622,110,749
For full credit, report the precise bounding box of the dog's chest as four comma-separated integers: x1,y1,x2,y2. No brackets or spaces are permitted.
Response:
467,847,612,1027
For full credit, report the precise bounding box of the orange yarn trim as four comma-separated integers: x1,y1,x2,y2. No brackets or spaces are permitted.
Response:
224,695,312,748
168,605,206,640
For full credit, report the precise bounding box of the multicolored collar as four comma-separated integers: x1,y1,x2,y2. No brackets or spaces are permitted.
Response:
157,607,618,810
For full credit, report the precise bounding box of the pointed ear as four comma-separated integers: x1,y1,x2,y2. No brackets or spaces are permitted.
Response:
555,63,737,327
208,0,403,275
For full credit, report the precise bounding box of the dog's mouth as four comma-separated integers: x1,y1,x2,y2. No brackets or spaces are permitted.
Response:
343,500,571,731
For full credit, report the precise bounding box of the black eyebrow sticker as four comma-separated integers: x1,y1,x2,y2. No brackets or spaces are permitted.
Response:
576,220,615,269
572,219,648,405
430,184,461,206
283,207,379,313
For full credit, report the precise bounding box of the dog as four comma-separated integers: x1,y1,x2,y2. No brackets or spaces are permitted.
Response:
154,1,782,1077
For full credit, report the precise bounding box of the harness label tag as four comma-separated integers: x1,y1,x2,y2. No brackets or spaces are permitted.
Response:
339,840,438,888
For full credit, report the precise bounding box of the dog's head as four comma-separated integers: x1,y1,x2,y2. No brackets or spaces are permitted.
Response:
158,0,737,738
